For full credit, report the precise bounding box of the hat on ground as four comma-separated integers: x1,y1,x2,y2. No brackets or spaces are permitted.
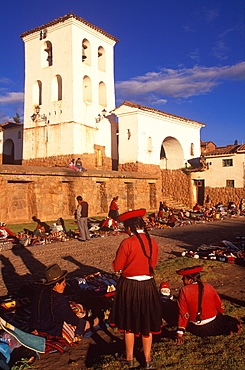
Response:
176,265,203,276
44,264,67,285
118,209,146,222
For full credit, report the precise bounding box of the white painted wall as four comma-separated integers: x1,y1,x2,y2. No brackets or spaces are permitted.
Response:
193,154,245,188
21,16,117,160
114,104,204,169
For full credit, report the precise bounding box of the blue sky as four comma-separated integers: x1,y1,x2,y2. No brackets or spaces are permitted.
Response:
0,0,244,146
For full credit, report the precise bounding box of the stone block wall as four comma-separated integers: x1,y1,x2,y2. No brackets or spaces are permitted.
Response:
0,166,160,223
161,169,192,208
204,187,245,208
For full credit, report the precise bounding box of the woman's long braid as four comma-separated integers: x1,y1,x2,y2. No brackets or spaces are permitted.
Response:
124,217,153,275
193,273,204,323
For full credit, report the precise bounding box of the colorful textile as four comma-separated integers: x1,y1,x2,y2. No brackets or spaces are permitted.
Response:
0,317,45,353
32,331,76,353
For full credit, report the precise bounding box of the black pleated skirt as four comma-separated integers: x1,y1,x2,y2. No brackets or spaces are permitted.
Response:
110,276,162,337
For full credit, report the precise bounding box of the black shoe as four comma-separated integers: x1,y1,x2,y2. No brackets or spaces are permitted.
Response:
145,360,156,369
78,238,86,242
115,353,135,368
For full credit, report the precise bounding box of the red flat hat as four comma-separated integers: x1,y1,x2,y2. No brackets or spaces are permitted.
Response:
118,209,146,222
176,265,203,276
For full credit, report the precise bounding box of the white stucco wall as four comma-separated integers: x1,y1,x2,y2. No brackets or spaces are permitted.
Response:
22,16,117,160
114,104,204,169
193,154,245,188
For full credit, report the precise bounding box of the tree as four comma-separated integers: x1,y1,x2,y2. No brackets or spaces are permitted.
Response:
13,113,21,123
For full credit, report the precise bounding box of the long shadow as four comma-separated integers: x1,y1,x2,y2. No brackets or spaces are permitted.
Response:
11,245,46,275
219,294,245,307
62,255,107,277
150,218,245,250
0,255,23,295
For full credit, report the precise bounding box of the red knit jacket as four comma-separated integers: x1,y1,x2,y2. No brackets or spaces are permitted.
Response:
112,233,158,277
178,282,224,330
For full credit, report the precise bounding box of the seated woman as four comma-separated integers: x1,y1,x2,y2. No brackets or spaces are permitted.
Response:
175,265,241,343
31,264,98,341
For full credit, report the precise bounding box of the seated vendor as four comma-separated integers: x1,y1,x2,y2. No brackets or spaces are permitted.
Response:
31,264,98,339
175,265,241,343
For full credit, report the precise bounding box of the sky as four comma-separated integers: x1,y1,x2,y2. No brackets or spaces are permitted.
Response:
0,0,244,146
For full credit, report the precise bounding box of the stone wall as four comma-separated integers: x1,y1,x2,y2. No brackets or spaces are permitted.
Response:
204,187,245,208
161,169,193,208
0,165,160,223
22,150,112,170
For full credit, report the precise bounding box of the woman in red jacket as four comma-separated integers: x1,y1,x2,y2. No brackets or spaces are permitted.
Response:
110,209,162,369
175,265,241,343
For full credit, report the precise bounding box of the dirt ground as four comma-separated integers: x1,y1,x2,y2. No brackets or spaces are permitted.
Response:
0,217,245,369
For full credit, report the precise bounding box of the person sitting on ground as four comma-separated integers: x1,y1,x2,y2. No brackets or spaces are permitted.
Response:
167,210,180,228
31,264,99,341
177,209,191,224
100,217,117,232
175,265,241,343
193,203,201,212
32,217,50,237
0,222,16,239
228,201,238,215
68,159,80,171
75,158,86,172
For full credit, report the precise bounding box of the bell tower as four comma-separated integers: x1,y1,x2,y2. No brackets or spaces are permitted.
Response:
21,14,119,168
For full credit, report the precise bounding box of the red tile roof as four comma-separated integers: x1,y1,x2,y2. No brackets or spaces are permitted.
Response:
205,144,245,156
20,13,119,43
114,101,205,127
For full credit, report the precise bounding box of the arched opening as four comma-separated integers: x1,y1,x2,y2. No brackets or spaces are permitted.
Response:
42,40,53,67
98,46,106,71
3,139,14,164
32,80,42,106
160,136,184,169
98,81,107,107
82,39,91,65
83,75,92,103
52,74,62,101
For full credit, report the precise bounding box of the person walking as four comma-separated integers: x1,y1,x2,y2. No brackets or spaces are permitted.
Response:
110,209,162,369
76,196,90,241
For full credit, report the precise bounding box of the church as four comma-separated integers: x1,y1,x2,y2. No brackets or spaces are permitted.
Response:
2,13,242,223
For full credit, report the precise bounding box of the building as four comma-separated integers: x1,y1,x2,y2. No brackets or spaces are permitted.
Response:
20,13,119,169
0,122,23,165
191,143,245,207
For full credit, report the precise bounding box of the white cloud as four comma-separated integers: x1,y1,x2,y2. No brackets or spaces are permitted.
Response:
116,62,245,100
0,92,24,105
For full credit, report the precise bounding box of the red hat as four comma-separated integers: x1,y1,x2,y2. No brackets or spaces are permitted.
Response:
117,209,146,222
160,282,170,290
176,265,203,276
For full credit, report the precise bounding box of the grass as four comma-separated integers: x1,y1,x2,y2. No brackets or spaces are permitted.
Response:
88,258,245,370
7,217,104,234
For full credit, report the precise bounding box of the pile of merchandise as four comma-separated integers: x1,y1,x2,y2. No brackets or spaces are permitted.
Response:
182,237,245,265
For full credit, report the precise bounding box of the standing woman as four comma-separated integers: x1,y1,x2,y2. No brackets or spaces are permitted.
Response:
108,196,119,220
110,209,162,369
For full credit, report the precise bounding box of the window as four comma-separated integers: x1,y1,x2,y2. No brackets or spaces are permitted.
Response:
83,76,92,103
190,143,194,156
32,80,42,106
82,39,91,65
98,81,107,107
98,46,106,71
148,137,152,152
223,159,233,167
52,75,62,101
226,180,234,188
41,41,53,67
